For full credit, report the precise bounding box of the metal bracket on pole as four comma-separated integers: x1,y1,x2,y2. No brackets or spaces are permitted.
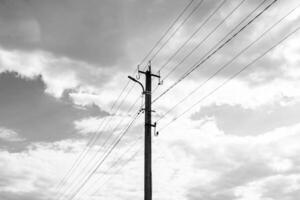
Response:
145,122,159,136
157,70,163,86
140,108,156,113
153,122,159,136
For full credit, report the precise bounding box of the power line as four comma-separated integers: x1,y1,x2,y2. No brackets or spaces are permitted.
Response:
139,0,195,66
84,135,143,196
55,74,139,198
58,96,142,200
66,111,142,200
54,100,123,197
149,0,205,62
161,0,247,81
54,115,108,195
91,144,143,197
157,0,228,72
151,0,246,95
152,0,278,104
90,137,166,198
55,87,138,199
158,26,300,132
156,0,292,123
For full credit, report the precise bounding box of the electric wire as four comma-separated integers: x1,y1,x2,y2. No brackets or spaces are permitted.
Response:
156,0,293,123
139,0,195,66
55,73,137,197
58,95,142,200
152,0,248,94
161,0,247,80
158,26,300,132
152,0,278,104
54,116,108,195
91,144,143,197
66,111,142,200
90,137,165,197
149,0,205,62
55,86,138,200
84,135,143,196
157,0,228,72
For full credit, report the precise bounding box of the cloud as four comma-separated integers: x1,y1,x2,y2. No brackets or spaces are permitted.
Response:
0,139,88,200
0,191,47,200
0,72,106,150
154,0,300,90
0,0,201,66
160,119,300,200
0,48,111,98
234,174,300,200
190,101,300,136
0,102,300,200
0,127,24,142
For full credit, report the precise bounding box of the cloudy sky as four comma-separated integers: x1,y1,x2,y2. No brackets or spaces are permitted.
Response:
0,0,300,199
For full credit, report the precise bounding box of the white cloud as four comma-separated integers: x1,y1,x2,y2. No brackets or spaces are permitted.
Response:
0,48,112,99
0,127,24,142
149,117,300,199
0,91,299,200
234,174,300,200
0,139,88,198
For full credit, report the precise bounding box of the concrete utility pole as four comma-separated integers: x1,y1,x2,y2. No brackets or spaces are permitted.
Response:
128,62,160,200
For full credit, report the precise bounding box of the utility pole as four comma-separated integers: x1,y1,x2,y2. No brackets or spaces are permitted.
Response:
128,62,160,200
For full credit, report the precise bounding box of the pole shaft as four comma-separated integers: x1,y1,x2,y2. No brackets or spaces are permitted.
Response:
144,66,152,200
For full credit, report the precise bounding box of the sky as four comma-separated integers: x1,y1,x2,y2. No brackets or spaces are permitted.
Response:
0,0,300,200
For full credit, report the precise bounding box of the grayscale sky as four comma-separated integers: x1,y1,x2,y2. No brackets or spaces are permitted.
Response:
0,0,300,200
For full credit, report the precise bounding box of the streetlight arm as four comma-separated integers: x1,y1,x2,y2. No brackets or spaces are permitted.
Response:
128,76,145,94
